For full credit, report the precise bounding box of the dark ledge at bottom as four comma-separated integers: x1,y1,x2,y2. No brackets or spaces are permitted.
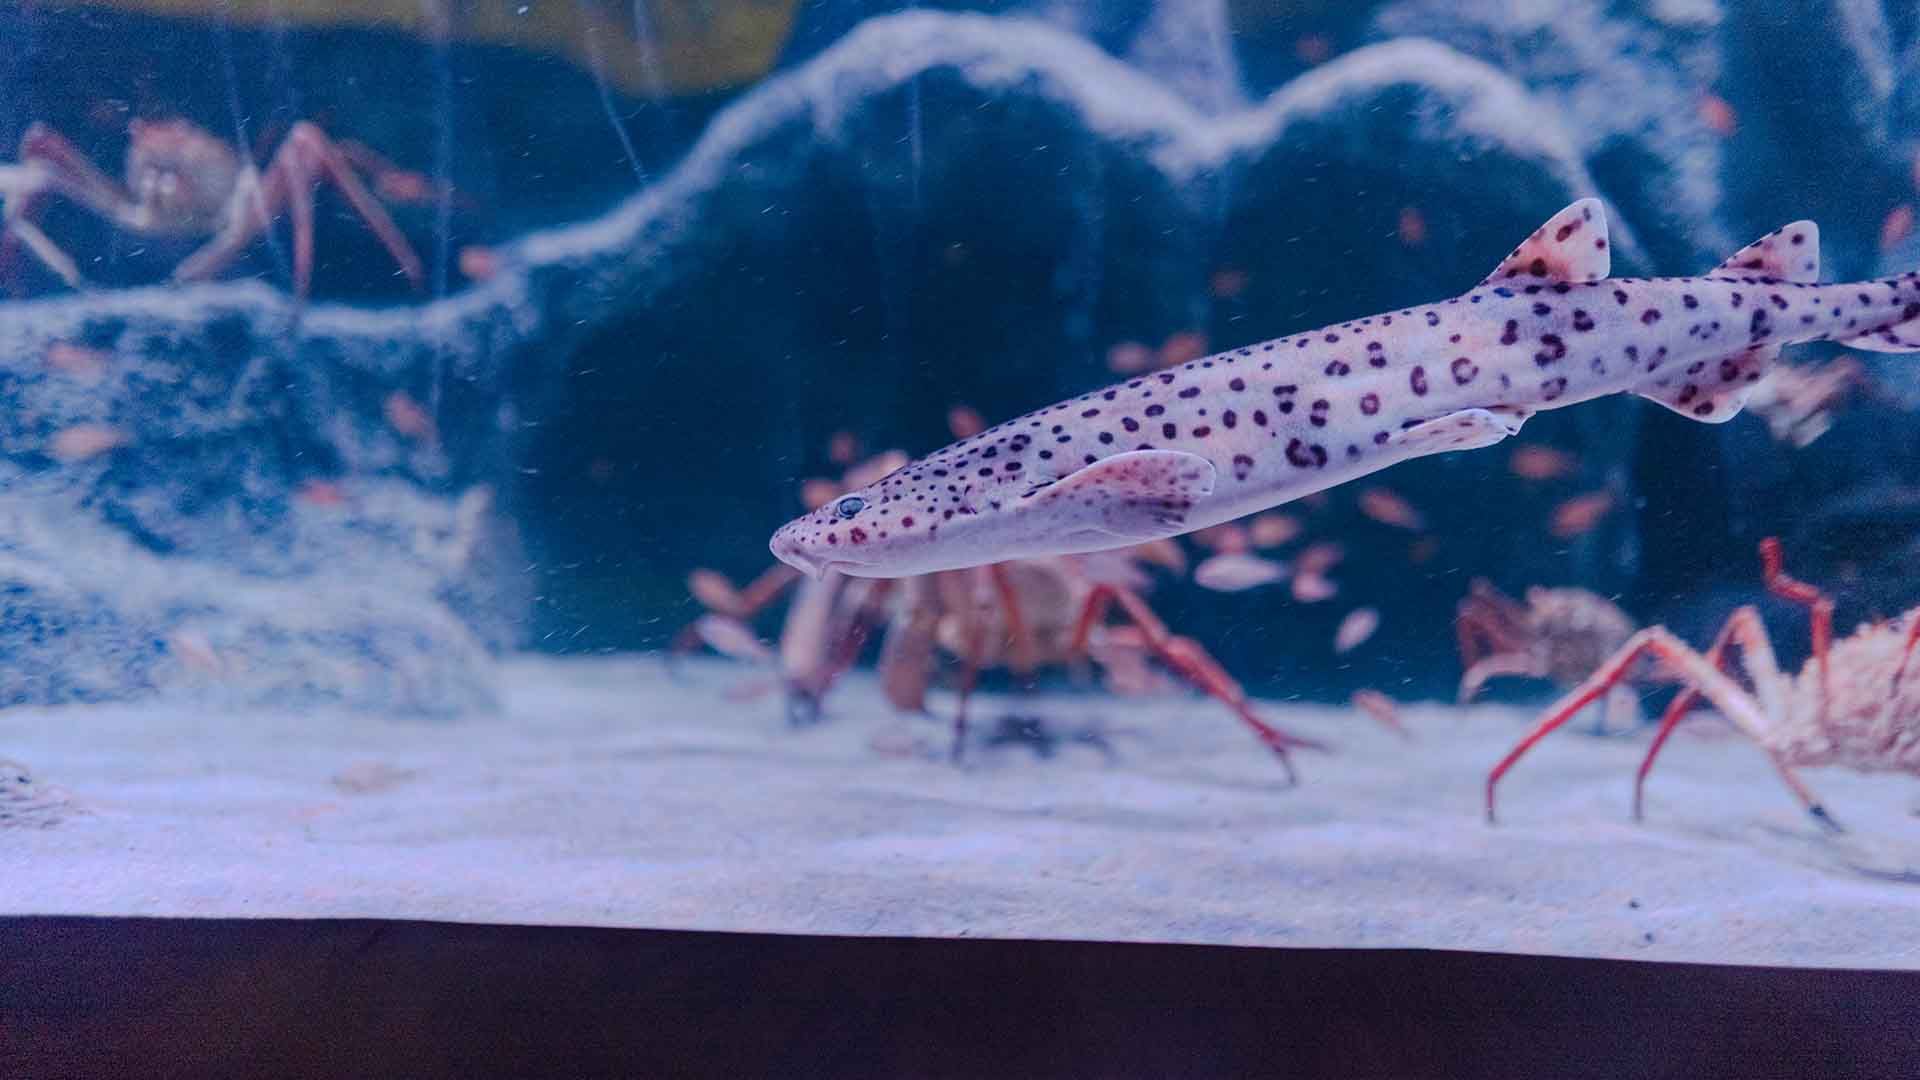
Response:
3,915,1916,1079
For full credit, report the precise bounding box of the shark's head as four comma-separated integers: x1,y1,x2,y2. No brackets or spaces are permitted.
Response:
770,434,1218,579
768,457,1028,579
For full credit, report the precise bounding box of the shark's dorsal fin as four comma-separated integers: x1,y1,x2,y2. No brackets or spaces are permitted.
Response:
1031,449,1217,543
1708,222,1820,283
1480,199,1611,287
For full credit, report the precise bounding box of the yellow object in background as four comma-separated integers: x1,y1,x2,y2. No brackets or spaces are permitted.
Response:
57,0,801,96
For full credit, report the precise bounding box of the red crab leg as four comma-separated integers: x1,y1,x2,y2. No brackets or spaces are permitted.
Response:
1890,616,1920,696
985,562,1037,677
1073,582,1322,782
1629,607,1837,831
669,563,802,658
815,578,894,698
950,570,991,762
1486,627,1774,824
1758,537,1832,713
1,124,139,287
1457,653,1544,704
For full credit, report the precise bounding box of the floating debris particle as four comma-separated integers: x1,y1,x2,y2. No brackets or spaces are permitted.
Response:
1334,608,1380,654
1550,491,1616,538
49,423,129,462
1249,513,1302,548
1209,268,1249,299
457,245,499,281
383,391,439,443
947,405,986,439
1194,552,1286,592
1292,573,1338,603
1397,207,1427,248
1158,331,1208,368
1509,443,1578,481
1106,342,1155,374
1358,487,1425,531
1698,93,1736,135
44,342,111,383
1351,689,1410,738
1882,205,1915,252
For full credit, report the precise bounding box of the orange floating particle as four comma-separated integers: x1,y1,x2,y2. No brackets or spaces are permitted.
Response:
1881,205,1914,253
1408,536,1439,565
44,342,111,384
1397,207,1428,248
1292,572,1338,603
166,629,224,675
1294,541,1345,577
1106,342,1155,374
1698,93,1736,136
1191,522,1251,554
1158,331,1208,368
842,450,909,490
947,404,986,439
1193,552,1286,592
1209,268,1249,299
457,245,499,281
1509,443,1578,481
49,423,129,463
1357,487,1425,531
1550,490,1616,539
1333,607,1380,654
1351,689,1411,739
1125,537,1188,575
827,430,861,466
1294,33,1331,65
801,478,841,510
1249,512,1302,548
296,480,349,507
383,391,439,443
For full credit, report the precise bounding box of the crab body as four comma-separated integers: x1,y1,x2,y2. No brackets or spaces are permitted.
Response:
0,117,431,295
1770,623,1920,773
1488,538,1920,830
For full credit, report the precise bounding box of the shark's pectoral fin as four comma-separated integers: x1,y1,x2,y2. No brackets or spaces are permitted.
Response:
1634,345,1776,423
1386,407,1529,455
1479,198,1611,287
1032,449,1218,542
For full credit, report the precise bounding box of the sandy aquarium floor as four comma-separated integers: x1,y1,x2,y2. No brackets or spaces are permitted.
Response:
4,655,1919,968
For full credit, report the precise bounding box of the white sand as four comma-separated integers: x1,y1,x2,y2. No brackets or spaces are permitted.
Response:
5,655,1917,968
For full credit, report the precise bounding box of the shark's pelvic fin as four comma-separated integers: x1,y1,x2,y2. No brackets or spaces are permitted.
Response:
1386,407,1529,455
1635,344,1774,423
1032,449,1218,542
1480,198,1611,287
1708,222,1820,283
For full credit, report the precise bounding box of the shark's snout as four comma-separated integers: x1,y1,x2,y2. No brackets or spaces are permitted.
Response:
769,526,823,578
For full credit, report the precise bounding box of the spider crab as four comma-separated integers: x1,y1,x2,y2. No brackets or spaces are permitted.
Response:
683,421,1323,777
0,117,431,296
1487,538,1920,831
1455,579,1646,733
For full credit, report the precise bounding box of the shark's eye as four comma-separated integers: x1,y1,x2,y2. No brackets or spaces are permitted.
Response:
834,496,866,520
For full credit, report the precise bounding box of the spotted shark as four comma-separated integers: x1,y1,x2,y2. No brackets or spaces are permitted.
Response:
771,199,1920,579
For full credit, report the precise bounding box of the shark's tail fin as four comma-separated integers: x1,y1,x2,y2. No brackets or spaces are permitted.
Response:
1836,273,1920,353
